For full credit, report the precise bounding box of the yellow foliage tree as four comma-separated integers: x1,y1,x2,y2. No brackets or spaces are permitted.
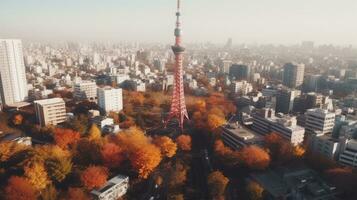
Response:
207,114,226,131
153,136,177,158
88,124,101,141
130,144,162,179
293,145,306,157
24,162,51,190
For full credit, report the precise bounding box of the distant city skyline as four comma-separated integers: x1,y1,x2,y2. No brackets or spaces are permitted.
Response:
1,0,357,45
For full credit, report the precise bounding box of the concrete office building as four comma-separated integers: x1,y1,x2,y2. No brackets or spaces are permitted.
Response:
305,108,335,135
339,139,357,168
309,134,343,160
97,87,123,113
0,39,28,105
34,98,67,127
282,63,305,88
276,89,301,114
73,81,97,101
229,64,250,80
252,108,305,145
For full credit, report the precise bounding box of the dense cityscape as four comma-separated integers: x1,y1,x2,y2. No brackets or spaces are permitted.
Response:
1,0,357,200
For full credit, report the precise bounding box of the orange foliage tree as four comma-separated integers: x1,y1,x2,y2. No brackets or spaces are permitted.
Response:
81,166,108,190
239,145,270,170
5,176,38,200
214,140,240,167
130,144,162,178
114,127,163,178
264,133,305,163
53,128,80,149
101,143,125,168
67,187,90,200
153,136,177,158
207,171,229,199
12,114,24,126
176,135,192,151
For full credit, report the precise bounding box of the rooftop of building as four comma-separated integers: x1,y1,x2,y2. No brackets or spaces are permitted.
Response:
91,174,129,196
250,166,339,199
221,122,264,143
34,98,64,105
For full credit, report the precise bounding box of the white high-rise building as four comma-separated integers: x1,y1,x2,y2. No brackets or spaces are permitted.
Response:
73,81,97,101
0,39,28,105
305,108,335,135
97,87,123,113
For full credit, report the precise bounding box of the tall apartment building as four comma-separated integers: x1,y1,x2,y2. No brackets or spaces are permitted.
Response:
34,98,67,127
73,81,97,101
0,39,28,105
97,87,123,113
305,108,335,135
276,89,301,114
282,63,305,88
252,108,305,145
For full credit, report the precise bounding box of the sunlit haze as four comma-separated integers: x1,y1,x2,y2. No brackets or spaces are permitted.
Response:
1,0,357,45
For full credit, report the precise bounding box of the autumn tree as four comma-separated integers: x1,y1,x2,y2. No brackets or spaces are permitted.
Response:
246,181,264,200
153,136,177,158
45,156,72,183
239,145,270,170
40,184,57,200
130,144,162,178
81,166,108,190
87,124,101,141
207,171,229,200
73,138,102,166
264,133,305,163
207,113,226,131
168,194,184,200
114,127,162,178
5,176,38,200
0,141,28,162
214,140,240,167
53,128,80,149
24,162,51,190
176,135,192,151
168,161,188,188
67,187,89,200
101,142,125,168
12,114,24,126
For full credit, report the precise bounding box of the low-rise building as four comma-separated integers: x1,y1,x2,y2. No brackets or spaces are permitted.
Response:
252,108,305,145
309,134,343,160
73,81,97,101
90,174,129,200
220,122,264,150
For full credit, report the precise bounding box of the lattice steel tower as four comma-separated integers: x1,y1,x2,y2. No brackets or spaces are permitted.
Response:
166,0,189,129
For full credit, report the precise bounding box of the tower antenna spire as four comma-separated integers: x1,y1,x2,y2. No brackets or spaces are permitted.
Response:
165,0,189,130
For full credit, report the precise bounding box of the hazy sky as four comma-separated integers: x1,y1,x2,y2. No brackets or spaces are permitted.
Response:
1,0,357,45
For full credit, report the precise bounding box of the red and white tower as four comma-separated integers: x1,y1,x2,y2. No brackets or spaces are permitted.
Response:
166,0,189,129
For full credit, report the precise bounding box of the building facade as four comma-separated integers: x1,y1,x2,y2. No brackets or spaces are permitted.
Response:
97,87,123,113
0,39,28,105
73,81,97,101
305,108,335,135
34,98,67,127
282,62,305,88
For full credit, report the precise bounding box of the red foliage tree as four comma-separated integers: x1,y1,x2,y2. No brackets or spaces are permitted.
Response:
5,176,38,200
101,143,125,168
53,128,80,149
81,166,108,190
